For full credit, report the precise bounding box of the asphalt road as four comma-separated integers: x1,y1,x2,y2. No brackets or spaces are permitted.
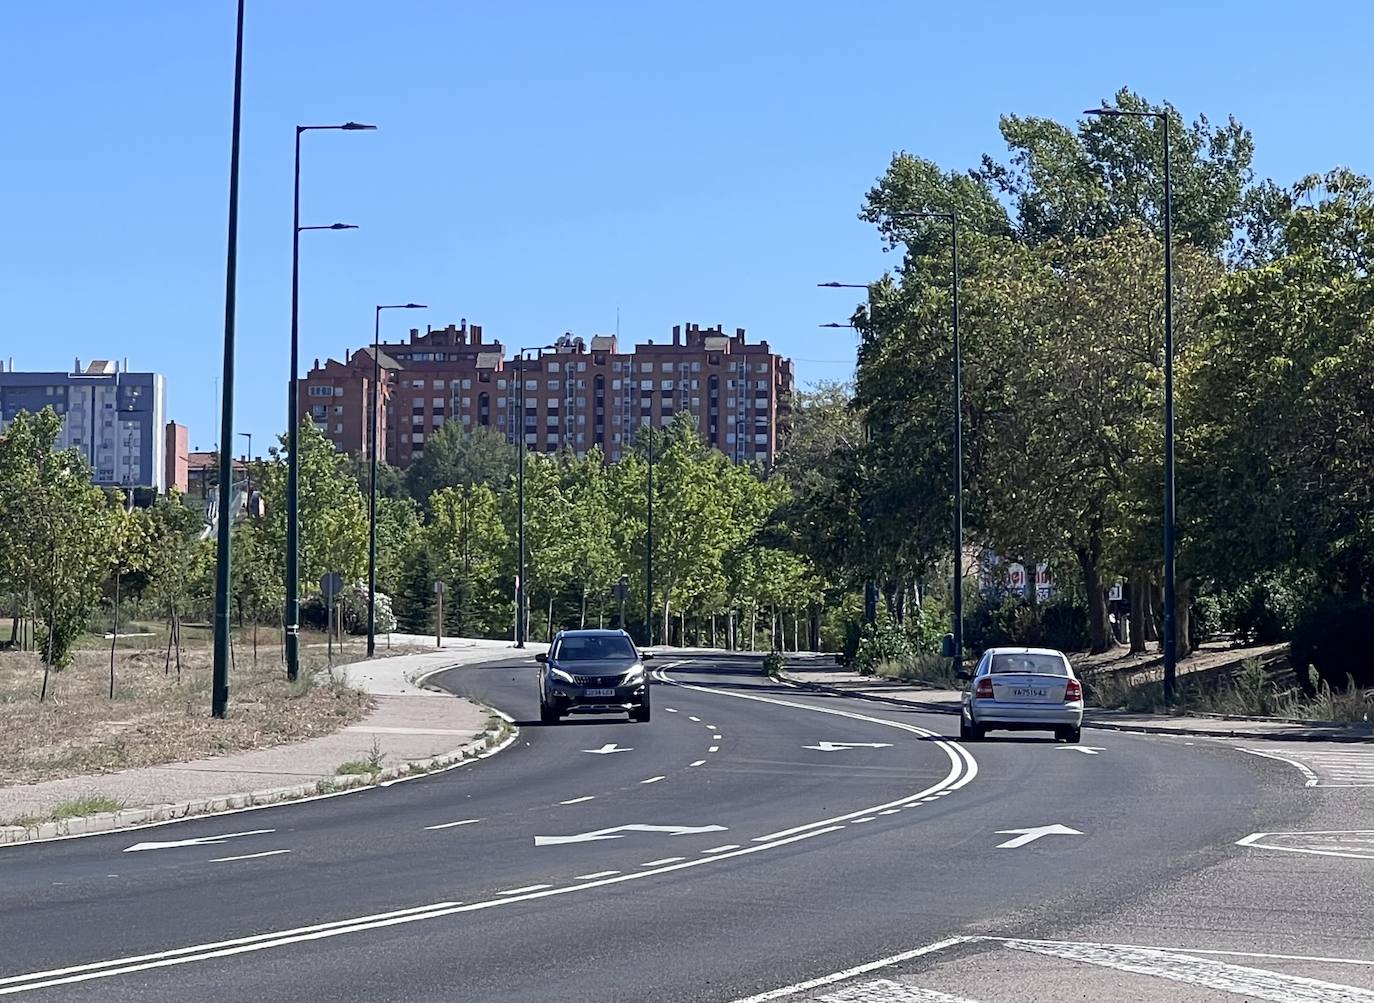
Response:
0,652,1366,1002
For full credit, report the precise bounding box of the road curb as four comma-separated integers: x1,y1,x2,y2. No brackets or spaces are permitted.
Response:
0,712,519,847
777,671,1372,744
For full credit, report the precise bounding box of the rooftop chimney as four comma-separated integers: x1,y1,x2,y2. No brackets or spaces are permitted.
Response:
75,356,81,374
460,318,467,333
123,357,129,372
345,348,351,363
673,326,681,346
472,324,483,345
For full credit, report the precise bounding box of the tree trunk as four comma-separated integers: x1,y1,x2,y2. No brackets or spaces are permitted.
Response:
580,587,588,629
748,605,756,652
253,619,259,667
546,594,554,643
710,614,717,649
1148,582,1163,644
679,611,685,648
1128,572,1148,654
7,596,17,647
164,611,175,676
1076,547,1114,655
109,571,120,699
1176,576,1195,660
727,611,735,651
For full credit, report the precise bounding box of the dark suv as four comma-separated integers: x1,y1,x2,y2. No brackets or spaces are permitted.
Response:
536,629,653,724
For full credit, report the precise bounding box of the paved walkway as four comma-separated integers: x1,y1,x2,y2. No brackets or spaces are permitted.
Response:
0,642,524,843
780,662,1373,743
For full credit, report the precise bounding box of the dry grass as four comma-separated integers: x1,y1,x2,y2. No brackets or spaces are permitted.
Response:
0,632,375,785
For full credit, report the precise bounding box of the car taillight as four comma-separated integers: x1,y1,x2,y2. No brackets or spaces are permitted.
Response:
1064,679,1082,702
975,678,994,699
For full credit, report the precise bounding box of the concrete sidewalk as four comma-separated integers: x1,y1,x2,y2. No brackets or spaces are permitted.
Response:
779,662,1373,743
0,643,524,844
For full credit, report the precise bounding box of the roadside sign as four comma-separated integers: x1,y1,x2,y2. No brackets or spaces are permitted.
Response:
433,580,445,594
320,572,343,599
613,579,630,601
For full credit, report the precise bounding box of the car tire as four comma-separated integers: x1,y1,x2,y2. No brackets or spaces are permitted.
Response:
539,701,560,725
1056,726,1081,744
963,717,985,742
632,703,651,723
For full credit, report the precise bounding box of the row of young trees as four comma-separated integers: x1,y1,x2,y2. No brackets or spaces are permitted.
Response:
797,87,1372,686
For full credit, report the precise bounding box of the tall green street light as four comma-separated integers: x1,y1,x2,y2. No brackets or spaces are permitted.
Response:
368,303,427,657
211,0,246,718
819,282,879,627
285,122,374,683
1085,104,1176,702
515,345,554,648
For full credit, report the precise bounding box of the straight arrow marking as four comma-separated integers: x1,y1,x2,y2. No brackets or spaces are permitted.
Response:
123,829,275,853
995,824,1084,849
803,741,895,752
1057,747,1104,755
583,743,632,755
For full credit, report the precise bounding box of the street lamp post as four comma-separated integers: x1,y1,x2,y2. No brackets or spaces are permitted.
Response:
237,431,252,495
211,0,245,719
515,345,553,648
645,426,655,649
285,121,373,682
818,282,880,627
368,303,426,657
1085,104,1175,702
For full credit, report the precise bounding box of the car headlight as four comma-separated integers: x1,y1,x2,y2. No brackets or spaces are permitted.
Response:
622,664,646,685
549,667,577,684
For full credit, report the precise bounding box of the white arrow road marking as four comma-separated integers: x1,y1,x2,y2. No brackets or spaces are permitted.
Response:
123,829,275,853
534,823,727,847
582,743,632,755
995,824,1084,849
803,741,895,752
1057,746,1105,755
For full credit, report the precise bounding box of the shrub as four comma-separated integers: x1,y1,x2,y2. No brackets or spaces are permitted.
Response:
1291,598,1374,692
1189,592,1223,647
964,589,1088,653
1223,575,1305,643
852,622,913,676
762,651,784,677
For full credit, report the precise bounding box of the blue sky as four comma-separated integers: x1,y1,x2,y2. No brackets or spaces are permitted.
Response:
3,1,1370,452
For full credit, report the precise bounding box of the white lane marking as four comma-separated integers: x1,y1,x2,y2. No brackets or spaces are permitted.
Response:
0,826,847,996
709,745,720,753
725,937,971,1002
713,734,723,740
665,708,678,713
1238,747,1320,786
124,829,275,853
851,817,876,824
641,856,685,867
534,823,727,847
1238,829,1374,860
879,809,901,815
209,849,291,864
703,844,741,854
689,760,706,767
689,716,702,722
995,824,1083,849
1003,938,1374,1001
583,743,632,755
1057,746,1104,755
654,668,978,843
817,981,982,1003
706,723,717,729
640,776,665,785
423,818,482,830
497,884,551,896
574,870,620,880
977,936,1374,967
559,796,595,805
804,741,894,752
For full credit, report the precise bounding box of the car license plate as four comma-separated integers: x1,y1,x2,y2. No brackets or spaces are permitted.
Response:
1009,687,1048,699
584,688,615,698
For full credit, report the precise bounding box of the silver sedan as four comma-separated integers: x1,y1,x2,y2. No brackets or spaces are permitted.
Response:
958,646,1083,743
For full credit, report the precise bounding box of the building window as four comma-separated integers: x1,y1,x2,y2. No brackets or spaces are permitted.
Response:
412,415,424,425
432,397,444,408
412,432,425,444
414,379,426,389
496,397,507,407
334,405,344,415
663,361,675,372
577,361,586,371
434,379,446,390
548,380,560,390
334,423,344,433
640,362,652,373
660,379,673,391
497,379,508,390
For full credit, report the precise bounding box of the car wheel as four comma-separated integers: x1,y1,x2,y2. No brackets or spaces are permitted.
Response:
539,701,560,725
959,714,972,740
964,718,985,742
632,702,651,723
1057,726,1081,744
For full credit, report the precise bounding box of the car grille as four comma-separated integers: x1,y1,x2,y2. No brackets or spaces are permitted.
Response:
572,674,624,687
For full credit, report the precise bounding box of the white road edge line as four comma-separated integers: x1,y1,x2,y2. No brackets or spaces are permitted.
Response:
1237,747,1320,786
981,937,1374,968
689,760,706,767
559,797,595,805
209,849,291,864
725,937,971,1002
424,818,482,830
0,824,848,996
665,708,678,713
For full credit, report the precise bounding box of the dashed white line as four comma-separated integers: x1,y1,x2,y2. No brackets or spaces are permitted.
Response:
689,716,702,722
497,884,551,896
574,870,620,880
641,857,685,867
879,809,901,815
665,708,678,713
703,844,741,854
423,818,482,831
559,796,595,805
852,817,876,824
640,776,665,785
706,724,717,729
713,734,722,739
689,760,706,767
709,745,720,753
209,849,291,864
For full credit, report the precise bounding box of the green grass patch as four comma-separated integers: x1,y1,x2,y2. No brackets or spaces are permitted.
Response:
11,794,126,827
335,760,374,776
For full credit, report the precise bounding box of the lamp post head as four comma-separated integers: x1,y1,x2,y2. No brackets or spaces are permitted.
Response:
329,223,358,230
341,122,377,131
403,303,426,309
819,322,854,329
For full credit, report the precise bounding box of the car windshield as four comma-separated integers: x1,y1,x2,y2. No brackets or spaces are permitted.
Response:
553,635,637,662
989,653,1069,676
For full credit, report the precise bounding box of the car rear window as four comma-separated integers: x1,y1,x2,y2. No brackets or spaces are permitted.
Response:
554,635,637,661
989,653,1069,676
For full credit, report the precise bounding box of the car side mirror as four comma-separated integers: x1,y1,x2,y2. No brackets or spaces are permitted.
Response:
534,652,548,663
641,652,655,661
955,670,971,682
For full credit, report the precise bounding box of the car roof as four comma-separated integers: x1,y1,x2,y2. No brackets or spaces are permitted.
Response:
983,647,1068,657
555,629,630,637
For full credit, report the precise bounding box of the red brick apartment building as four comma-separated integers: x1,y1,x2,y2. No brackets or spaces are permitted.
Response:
298,320,794,468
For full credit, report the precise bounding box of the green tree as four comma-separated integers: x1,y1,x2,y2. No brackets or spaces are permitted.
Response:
427,484,509,637
563,449,618,628
405,424,515,504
